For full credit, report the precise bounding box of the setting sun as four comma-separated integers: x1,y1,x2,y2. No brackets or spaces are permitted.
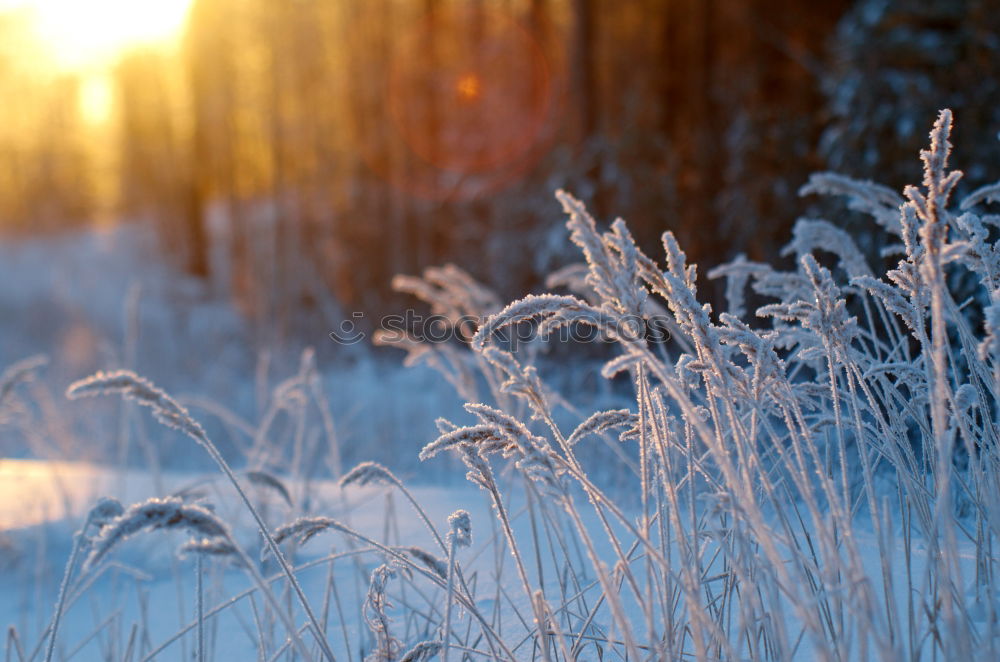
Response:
3,0,192,70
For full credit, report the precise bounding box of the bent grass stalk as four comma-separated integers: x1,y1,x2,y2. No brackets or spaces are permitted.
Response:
82,497,315,661
66,372,336,662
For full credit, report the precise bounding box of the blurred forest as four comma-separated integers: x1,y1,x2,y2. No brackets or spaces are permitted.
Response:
2,0,1000,345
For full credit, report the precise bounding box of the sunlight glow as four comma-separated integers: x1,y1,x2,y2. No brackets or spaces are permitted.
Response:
3,0,193,70
79,73,113,123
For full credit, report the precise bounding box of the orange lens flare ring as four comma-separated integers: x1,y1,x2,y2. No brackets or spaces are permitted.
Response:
375,7,559,200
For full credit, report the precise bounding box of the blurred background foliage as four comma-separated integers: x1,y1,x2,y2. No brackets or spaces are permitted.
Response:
1,0,999,348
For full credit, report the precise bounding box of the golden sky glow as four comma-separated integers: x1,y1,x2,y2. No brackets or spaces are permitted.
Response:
0,0,193,124
1,0,192,71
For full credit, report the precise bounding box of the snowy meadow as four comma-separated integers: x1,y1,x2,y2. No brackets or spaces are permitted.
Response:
3,110,1000,661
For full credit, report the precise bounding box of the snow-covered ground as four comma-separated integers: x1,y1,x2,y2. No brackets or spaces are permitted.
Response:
0,456,986,662
0,458,498,661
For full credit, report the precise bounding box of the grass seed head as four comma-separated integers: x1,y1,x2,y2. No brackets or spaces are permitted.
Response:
85,497,229,570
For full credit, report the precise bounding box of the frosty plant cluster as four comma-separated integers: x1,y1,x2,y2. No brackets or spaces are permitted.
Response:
11,109,1000,661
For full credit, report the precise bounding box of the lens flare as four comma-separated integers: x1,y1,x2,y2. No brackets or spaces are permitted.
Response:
455,73,482,103
375,6,562,201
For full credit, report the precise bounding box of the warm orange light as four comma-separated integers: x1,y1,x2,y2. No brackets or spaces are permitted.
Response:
455,73,482,102
1,0,193,71
79,73,113,124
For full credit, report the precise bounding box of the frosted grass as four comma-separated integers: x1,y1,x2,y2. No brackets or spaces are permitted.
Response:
4,110,1000,661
